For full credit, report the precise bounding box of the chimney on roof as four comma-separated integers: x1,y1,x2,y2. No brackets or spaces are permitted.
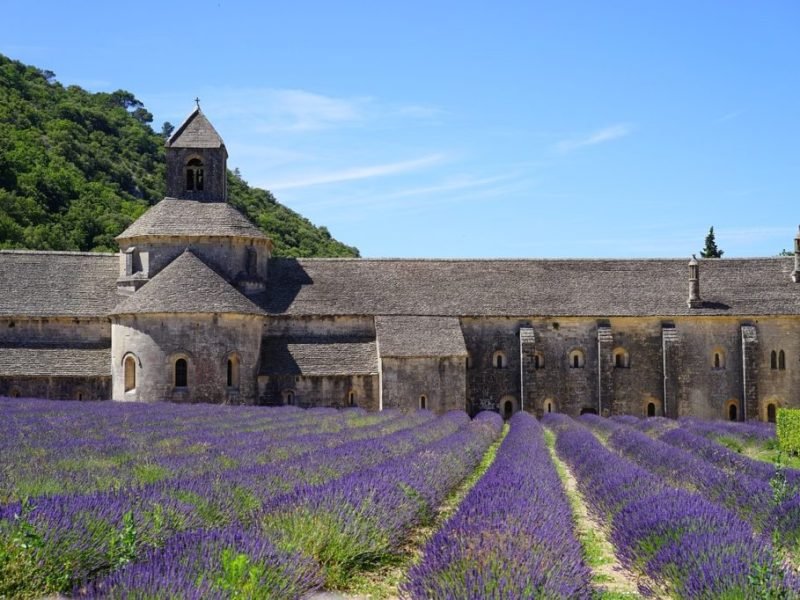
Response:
793,226,800,283
688,255,702,308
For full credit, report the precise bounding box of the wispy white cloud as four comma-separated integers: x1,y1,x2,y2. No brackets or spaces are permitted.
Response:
266,154,446,191
555,123,634,153
256,89,366,132
714,110,744,124
390,104,444,119
147,87,445,136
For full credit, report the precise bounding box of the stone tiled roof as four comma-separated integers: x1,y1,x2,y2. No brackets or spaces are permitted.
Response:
0,347,110,377
0,250,119,317
376,316,467,357
112,251,264,316
260,336,378,376
166,108,225,149
262,257,800,317
117,198,267,240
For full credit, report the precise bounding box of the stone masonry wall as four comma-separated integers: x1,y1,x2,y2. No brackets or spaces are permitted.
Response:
111,313,263,404
257,374,378,411
0,318,110,347
380,356,465,413
0,376,110,401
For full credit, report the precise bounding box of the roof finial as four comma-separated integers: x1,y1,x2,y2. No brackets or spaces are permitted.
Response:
194,96,201,109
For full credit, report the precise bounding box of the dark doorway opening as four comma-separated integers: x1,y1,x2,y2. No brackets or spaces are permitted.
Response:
503,400,513,419
580,407,598,415
647,402,656,417
728,403,738,421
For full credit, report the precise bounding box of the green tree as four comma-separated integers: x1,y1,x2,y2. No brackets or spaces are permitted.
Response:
700,226,724,258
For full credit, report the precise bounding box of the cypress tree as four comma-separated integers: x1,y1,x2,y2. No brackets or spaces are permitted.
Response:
700,226,724,258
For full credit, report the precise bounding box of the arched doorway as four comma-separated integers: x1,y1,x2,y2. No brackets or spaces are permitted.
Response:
728,402,738,421
767,403,777,423
647,402,656,417
499,395,517,420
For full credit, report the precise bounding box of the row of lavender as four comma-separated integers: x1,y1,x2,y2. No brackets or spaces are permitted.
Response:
82,412,504,597
547,413,799,598
405,411,591,599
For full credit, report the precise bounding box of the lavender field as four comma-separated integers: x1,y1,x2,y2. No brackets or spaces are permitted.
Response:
0,397,796,599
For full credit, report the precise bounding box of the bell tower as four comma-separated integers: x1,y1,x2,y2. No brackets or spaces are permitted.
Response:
165,104,228,202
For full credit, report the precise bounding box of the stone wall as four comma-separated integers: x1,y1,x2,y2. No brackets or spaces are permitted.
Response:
462,315,800,421
257,374,378,410
0,376,110,400
264,315,374,337
117,236,270,293
0,318,110,347
111,313,263,404
166,147,227,202
748,316,800,421
380,356,465,413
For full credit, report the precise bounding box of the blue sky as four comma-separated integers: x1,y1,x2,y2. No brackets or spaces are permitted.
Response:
3,1,799,258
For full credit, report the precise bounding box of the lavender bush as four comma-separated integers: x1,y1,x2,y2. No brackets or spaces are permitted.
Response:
80,526,323,599
404,411,591,599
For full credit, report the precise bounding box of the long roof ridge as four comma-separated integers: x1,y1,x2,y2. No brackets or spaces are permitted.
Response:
281,255,791,262
0,249,117,257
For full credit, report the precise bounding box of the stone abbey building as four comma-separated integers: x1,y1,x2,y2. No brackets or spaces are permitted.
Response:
1,108,799,422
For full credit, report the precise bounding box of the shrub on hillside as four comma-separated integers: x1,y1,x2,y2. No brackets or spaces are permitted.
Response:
777,408,800,455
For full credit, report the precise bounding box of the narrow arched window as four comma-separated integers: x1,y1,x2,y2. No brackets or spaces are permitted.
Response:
779,350,786,371
285,390,295,405
226,355,240,389
493,351,506,369
348,391,355,406
569,350,585,369
534,352,545,369
419,395,427,410
771,350,778,370
185,158,204,191
175,358,188,388
714,352,723,369
124,355,136,392
545,400,553,413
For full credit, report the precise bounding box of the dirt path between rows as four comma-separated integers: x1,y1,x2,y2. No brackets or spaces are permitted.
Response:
545,434,668,599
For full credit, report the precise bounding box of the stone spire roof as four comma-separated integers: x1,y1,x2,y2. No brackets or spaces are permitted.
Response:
112,250,264,316
166,107,226,150
116,198,268,240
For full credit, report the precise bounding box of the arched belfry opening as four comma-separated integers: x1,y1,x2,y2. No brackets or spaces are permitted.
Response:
185,158,204,192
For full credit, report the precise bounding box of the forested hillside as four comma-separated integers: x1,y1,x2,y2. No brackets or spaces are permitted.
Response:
0,54,359,257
